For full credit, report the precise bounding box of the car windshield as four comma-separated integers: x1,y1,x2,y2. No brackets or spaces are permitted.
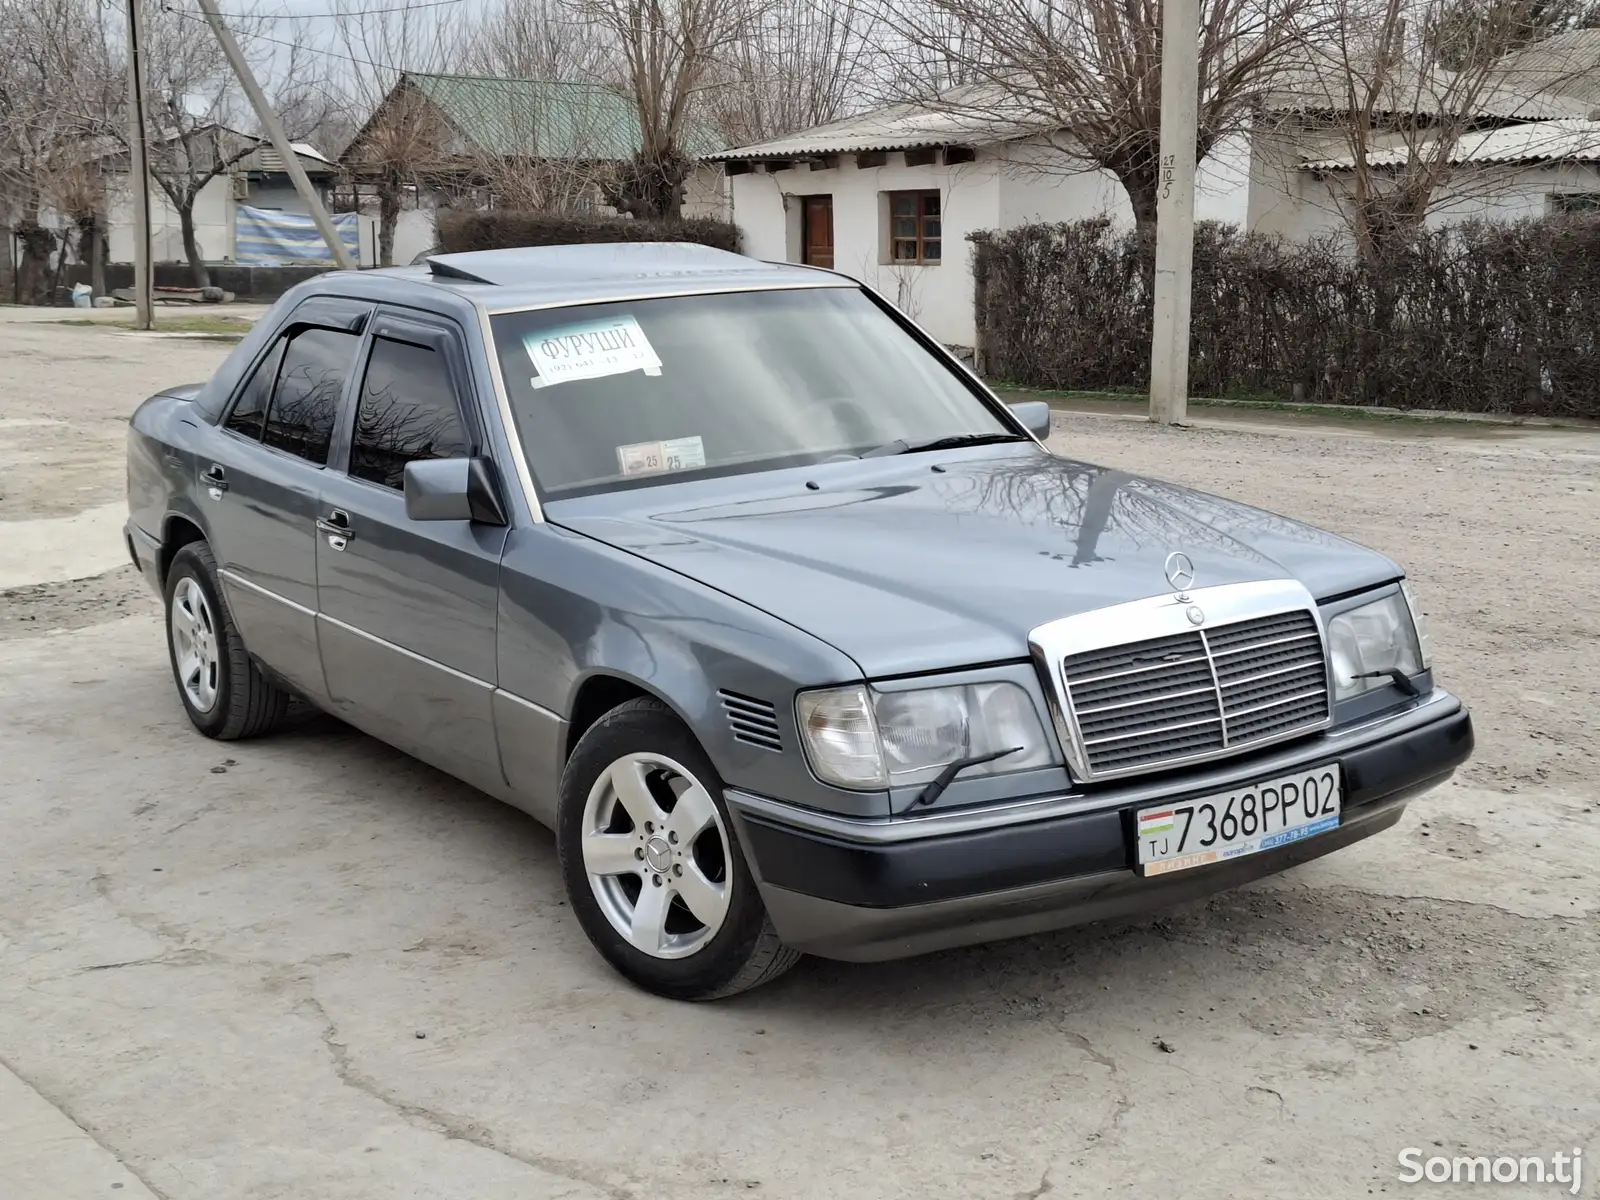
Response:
488,287,1012,497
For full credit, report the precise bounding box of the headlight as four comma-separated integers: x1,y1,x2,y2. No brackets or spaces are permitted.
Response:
1327,589,1426,702
1400,579,1432,670
797,681,1053,790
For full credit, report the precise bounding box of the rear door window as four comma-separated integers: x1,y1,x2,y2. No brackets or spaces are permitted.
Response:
223,341,285,441
261,327,360,466
348,337,471,490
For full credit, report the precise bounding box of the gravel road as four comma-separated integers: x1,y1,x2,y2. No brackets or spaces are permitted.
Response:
2,311,1596,1200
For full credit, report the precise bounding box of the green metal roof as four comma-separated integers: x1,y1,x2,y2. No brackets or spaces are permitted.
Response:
405,72,723,160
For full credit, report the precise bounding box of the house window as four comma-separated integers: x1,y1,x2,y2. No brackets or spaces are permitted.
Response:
888,191,941,264
1549,193,1600,214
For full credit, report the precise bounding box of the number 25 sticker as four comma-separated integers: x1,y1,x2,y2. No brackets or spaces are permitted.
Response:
617,436,706,477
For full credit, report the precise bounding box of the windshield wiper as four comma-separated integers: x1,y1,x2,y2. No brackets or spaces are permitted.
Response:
860,432,1029,458
914,746,1023,808
1352,668,1422,697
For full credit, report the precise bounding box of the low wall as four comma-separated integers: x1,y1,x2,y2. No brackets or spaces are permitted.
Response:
58,263,339,303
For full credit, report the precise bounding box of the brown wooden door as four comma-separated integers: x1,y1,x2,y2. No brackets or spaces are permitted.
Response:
801,195,834,268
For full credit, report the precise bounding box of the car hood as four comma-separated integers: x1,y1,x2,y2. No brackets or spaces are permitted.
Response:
550,446,1401,678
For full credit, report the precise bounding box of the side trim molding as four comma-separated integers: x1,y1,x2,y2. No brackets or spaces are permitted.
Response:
315,611,494,691
217,568,316,616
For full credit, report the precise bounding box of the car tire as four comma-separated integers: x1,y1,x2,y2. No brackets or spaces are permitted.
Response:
557,697,800,1000
163,541,290,740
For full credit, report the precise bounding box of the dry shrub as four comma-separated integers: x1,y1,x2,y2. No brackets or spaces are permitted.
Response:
972,217,1600,418
436,210,741,255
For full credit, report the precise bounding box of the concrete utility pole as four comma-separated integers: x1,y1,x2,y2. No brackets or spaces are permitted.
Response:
193,0,358,271
124,0,154,329
1148,0,1200,425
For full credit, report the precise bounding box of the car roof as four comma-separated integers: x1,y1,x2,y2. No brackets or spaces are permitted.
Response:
358,242,853,314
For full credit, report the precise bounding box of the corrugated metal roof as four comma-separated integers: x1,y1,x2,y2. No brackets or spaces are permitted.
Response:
709,54,1591,164
242,141,336,175
1491,29,1600,108
1300,118,1600,169
1264,45,1590,119
704,82,1050,160
405,73,723,161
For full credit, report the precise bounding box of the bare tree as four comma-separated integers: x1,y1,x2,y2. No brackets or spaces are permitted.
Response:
0,0,118,302
576,0,755,218
709,0,872,145
867,0,1318,240
333,4,465,265
1276,0,1598,262
1427,0,1599,69
461,0,619,81
133,0,324,287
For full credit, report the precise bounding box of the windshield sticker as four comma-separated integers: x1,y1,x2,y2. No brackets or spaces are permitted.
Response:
617,436,706,477
524,315,662,389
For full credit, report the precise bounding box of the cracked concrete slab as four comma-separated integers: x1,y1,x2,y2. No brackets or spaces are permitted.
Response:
0,501,130,589
0,1059,161,1200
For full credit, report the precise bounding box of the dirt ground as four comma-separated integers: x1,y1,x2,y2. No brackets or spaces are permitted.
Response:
2,310,1597,1200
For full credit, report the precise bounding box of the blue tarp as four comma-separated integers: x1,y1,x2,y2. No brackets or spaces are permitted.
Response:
235,205,360,266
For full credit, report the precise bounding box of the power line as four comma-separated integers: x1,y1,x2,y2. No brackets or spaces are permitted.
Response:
207,0,469,19
167,7,419,72
166,3,605,76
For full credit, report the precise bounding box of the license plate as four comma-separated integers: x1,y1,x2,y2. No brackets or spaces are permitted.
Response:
1135,764,1342,876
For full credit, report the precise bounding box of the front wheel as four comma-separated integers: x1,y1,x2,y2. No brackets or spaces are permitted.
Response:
557,698,799,1000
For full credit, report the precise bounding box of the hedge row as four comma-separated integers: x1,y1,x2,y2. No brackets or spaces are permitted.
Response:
436,210,741,255
971,217,1600,418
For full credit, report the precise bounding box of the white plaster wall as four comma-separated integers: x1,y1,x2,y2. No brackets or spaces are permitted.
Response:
1195,132,1253,226
1421,162,1600,224
244,182,312,213
683,165,730,219
391,207,438,265
725,135,1255,345
993,138,1131,227
991,131,1249,228
107,173,235,264
1252,157,1600,246
729,154,1003,346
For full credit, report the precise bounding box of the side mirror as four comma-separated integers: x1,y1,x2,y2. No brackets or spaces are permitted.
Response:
403,457,507,525
1008,400,1052,439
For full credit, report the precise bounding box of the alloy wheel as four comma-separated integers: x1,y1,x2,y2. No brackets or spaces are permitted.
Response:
580,751,732,959
170,576,221,714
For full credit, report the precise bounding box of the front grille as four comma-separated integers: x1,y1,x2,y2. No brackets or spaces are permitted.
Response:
1062,609,1328,777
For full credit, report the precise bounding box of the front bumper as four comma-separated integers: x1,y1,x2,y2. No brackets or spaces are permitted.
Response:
726,691,1473,962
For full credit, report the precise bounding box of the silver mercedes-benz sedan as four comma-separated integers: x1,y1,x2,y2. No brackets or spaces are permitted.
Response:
124,243,1473,999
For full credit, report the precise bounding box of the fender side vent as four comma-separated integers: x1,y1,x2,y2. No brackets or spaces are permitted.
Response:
719,690,782,752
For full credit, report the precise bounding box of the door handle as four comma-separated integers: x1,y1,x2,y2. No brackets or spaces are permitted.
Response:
317,509,354,550
201,464,228,496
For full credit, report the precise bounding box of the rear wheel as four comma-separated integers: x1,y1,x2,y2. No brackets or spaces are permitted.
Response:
163,542,289,740
557,698,800,999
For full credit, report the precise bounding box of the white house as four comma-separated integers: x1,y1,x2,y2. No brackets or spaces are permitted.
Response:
708,85,1251,349
102,134,340,265
1245,47,1595,242
1281,119,1600,240
341,73,730,267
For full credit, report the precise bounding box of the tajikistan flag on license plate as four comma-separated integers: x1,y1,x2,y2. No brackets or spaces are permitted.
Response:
1138,809,1175,838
